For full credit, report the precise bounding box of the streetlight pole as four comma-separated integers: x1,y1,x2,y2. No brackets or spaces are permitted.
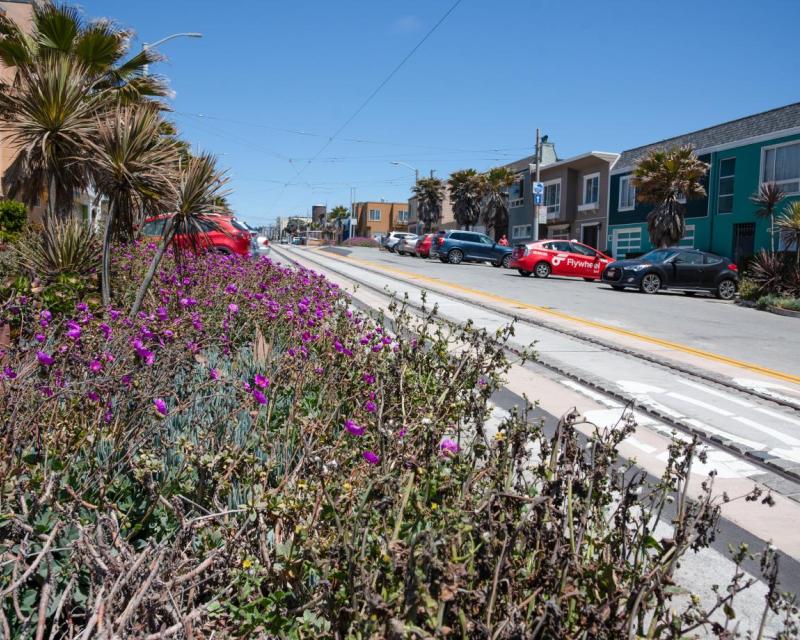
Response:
391,161,420,234
533,128,541,241
142,32,203,76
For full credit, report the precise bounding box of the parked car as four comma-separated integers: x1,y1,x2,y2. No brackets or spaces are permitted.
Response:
415,233,434,258
280,236,289,244
510,240,612,280
141,215,252,257
382,231,415,253
601,248,739,299
396,234,419,256
430,230,513,267
291,236,303,245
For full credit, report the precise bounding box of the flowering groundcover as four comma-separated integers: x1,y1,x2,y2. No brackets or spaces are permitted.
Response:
0,243,797,638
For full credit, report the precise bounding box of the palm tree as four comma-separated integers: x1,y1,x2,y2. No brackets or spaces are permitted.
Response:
328,205,349,243
0,2,169,103
632,146,708,248
750,182,785,254
776,201,800,266
90,104,178,304
412,177,445,233
480,166,515,240
0,56,109,218
449,169,482,230
129,153,228,318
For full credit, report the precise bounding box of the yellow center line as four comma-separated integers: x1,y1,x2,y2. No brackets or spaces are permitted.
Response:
316,249,800,386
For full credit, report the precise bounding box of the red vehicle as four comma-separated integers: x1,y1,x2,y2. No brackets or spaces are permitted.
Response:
415,233,434,258
141,215,253,257
509,239,612,280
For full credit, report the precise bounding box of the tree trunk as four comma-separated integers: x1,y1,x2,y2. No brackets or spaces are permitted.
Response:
101,201,115,307
129,218,175,319
770,212,775,254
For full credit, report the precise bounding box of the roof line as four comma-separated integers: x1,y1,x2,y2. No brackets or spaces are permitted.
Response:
620,101,800,155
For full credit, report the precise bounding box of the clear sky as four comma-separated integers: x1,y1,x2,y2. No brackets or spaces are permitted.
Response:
81,0,800,227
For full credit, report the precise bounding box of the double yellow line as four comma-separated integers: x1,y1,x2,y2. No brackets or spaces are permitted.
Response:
322,250,800,386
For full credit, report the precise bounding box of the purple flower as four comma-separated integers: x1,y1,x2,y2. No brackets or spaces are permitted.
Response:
37,351,54,367
396,427,407,440
99,323,112,340
156,306,168,321
364,400,377,413
35,333,46,343
362,451,380,465
252,389,268,405
254,374,270,389
228,303,239,314
439,438,460,456
345,419,365,437
86,391,100,403
40,309,52,324
154,398,167,416
76,302,89,312
89,359,102,373
209,368,219,380
362,373,375,385
225,283,238,294
65,321,81,341
2,365,16,380
109,309,121,321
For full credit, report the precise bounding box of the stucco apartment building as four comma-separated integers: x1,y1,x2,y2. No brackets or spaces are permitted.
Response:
608,102,800,264
505,143,619,251
354,201,408,237
0,1,38,215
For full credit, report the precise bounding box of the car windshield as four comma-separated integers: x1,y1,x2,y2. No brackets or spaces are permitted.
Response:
230,219,249,232
639,249,678,263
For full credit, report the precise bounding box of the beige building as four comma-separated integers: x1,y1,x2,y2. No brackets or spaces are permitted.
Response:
0,1,36,213
407,186,457,235
353,201,408,237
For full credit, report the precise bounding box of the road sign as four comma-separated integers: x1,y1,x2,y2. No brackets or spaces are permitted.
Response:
533,193,543,206
532,181,544,195
537,206,547,224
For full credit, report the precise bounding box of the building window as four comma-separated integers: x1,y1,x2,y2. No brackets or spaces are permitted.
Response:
509,179,524,208
544,180,561,218
762,141,800,195
369,209,381,221
511,224,532,240
717,158,735,214
582,173,600,205
618,175,636,211
398,209,409,222
679,224,696,248
548,225,570,240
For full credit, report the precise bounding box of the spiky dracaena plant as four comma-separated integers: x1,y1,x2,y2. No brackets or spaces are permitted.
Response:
128,153,229,318
632,145,708,248
750,182,785,254
480,166,515,240
0,56,108,218
90,104,178,304
777,200,800,266
412,177,445,234
13,216,100,280
449,168,482,231
0,1,170,103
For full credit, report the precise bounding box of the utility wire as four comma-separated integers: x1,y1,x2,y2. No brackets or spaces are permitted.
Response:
266,0,465,211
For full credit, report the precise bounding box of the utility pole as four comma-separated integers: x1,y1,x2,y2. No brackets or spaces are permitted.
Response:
534,128,541,241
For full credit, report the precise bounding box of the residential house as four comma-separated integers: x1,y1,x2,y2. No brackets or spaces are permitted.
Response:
0,1,47,221
354,201,408,237
407,188,456,235
505,143,619,251
608,102,800,264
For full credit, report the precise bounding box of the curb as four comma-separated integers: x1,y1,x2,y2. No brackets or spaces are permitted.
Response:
275,245,800,489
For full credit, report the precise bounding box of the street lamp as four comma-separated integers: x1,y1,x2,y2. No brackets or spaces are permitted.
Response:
390,161,419,184
142,32,203,76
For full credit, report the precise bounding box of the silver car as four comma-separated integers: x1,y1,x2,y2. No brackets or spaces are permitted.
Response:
395,234,419,256
382,231,415,253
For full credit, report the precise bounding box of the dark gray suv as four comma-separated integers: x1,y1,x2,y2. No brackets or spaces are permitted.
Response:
430,230,513,268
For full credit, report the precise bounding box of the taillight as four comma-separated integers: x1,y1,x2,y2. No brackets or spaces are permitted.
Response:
436,237,444,246
728,263,738,271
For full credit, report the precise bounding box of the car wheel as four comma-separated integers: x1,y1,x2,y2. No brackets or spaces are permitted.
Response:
448,249,463,265
492,259,502,268
502,255,511,269
611,285,625,291
518,269,532,277
716,279,737,300
534,262,551,278
639,273,661,294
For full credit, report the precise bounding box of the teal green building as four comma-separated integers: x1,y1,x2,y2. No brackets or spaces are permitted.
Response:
607,103,800,265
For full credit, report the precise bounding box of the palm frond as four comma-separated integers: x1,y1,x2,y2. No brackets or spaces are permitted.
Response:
750,182,785,218
32,2,82,53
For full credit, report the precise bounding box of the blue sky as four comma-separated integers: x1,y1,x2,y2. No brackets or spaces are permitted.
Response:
83,0,800,227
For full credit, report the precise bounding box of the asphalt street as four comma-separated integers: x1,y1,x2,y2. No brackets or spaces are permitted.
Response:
327,246,800,378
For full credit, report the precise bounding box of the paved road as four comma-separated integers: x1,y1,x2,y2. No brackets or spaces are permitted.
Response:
325,246,800,378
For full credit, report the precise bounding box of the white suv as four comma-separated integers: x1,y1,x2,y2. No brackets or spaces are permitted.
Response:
382,232,415,253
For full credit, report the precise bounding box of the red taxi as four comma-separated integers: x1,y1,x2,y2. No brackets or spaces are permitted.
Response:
509,240,612,280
